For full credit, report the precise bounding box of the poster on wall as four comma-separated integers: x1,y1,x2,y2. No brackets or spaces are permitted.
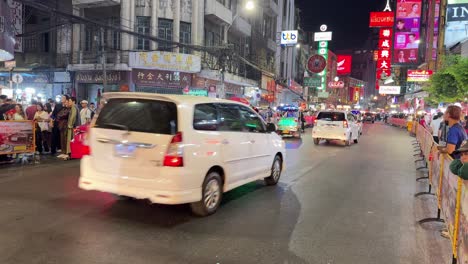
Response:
393,0,422,64
445,0,468,48
0,121,34,155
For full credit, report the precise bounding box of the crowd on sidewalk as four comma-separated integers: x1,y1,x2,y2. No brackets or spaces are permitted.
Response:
417,105,468,180
0,95,96,163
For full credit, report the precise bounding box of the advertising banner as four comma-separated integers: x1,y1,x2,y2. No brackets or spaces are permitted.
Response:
441,157,459,237
129,51,201,73
304,77,322,87
393,0,422,64
458,182,468,264
445,0,468,48
407,70,433,82
369,12,395,27
281,30,299,45
378,86,401,94
314,32,333,42
0,121,35,155
75,71,124,84
336,55,352,75
133,69,192,88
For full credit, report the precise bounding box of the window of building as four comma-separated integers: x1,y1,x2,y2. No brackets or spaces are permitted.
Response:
180,22,191,54
109,17,121,50
0,16,4,33
136,16,150,50
158,18,173,51
84,27,93,51
136,0,146,7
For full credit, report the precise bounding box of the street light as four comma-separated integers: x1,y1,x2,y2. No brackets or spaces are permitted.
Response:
296,43,301,49
373,96,378,100
246,0,255,10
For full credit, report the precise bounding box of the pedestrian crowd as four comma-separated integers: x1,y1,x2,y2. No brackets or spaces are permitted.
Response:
0,94,96,162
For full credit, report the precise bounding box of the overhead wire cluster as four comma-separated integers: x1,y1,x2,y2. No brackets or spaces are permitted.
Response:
14,0,272,76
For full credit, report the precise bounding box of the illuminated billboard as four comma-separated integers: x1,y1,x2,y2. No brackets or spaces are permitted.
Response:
445,0,468,48
393,0,422,64
369,12,395,27
281,30,298,45
336,55,352,75
407,70,433,82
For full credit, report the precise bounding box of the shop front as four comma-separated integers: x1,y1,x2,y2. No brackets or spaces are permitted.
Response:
193,70,256,99
74,71,129,104
0,71,53,103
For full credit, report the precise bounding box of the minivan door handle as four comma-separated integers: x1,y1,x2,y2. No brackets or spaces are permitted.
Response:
221,139,230,145
250,140,256,144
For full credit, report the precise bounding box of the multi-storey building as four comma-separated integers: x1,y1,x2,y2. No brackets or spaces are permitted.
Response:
1,0,298,105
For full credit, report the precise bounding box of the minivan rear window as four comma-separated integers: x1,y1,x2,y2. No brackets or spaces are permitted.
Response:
95,98,177,135
317,112,346,121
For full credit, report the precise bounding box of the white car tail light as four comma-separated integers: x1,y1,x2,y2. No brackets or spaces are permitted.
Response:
163,132,184,167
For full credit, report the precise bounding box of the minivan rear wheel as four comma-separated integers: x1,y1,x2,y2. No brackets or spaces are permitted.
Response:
265,155,282,186
190,172,223,217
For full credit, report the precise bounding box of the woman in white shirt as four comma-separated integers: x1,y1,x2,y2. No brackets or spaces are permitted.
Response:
34,103,51,153
12,104,26,120
430,112,443,144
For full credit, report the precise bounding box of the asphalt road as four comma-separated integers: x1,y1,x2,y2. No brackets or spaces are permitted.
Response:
0,123,451,264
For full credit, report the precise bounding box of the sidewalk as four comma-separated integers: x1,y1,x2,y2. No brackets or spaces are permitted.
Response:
0,153,77,170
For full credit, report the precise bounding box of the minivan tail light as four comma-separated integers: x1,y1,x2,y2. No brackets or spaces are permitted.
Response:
343,120,348,128
163,132,184,167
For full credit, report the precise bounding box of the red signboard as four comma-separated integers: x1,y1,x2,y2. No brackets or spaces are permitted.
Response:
375,27,394,90
328,81,345,88
369,12,395,27
407,70,433,82
307,55,327,73
336,55,352,75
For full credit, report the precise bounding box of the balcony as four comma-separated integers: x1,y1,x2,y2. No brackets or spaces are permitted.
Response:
205,0,233,25
231,16,251,37
267,38,276,52
72,0,120,8
263,0,279,16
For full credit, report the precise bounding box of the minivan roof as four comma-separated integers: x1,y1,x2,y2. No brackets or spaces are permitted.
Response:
103,92,249,108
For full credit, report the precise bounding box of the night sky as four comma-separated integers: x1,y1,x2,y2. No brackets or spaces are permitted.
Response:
296,0,387,50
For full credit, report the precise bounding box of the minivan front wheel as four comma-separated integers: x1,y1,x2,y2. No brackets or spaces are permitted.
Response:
190,172,223,217
265,155,282,186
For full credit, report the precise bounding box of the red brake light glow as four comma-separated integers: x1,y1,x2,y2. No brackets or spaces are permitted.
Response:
163,132,184,167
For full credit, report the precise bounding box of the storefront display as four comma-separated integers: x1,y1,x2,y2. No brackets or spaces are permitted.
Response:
74,71,128,104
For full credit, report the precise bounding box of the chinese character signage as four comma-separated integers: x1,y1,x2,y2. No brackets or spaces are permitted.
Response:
376,27,394,90
393,0,422,64
369,12,395,27
407,70,433,82
445,0,468,48
129,51,201,73
133,69,192,88
336,55,352,75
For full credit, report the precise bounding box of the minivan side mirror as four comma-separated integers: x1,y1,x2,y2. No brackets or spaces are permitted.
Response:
266,123,276,133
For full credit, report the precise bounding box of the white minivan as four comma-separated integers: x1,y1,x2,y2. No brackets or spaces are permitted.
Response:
312,110,360,146
79,93,285,216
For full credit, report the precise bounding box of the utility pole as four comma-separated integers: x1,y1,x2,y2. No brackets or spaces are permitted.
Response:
437,0,448,70
100,28,107,92
426,0,437,70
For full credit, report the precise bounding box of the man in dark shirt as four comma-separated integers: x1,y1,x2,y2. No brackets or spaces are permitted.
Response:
50,95,65,154
439,105,467,159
